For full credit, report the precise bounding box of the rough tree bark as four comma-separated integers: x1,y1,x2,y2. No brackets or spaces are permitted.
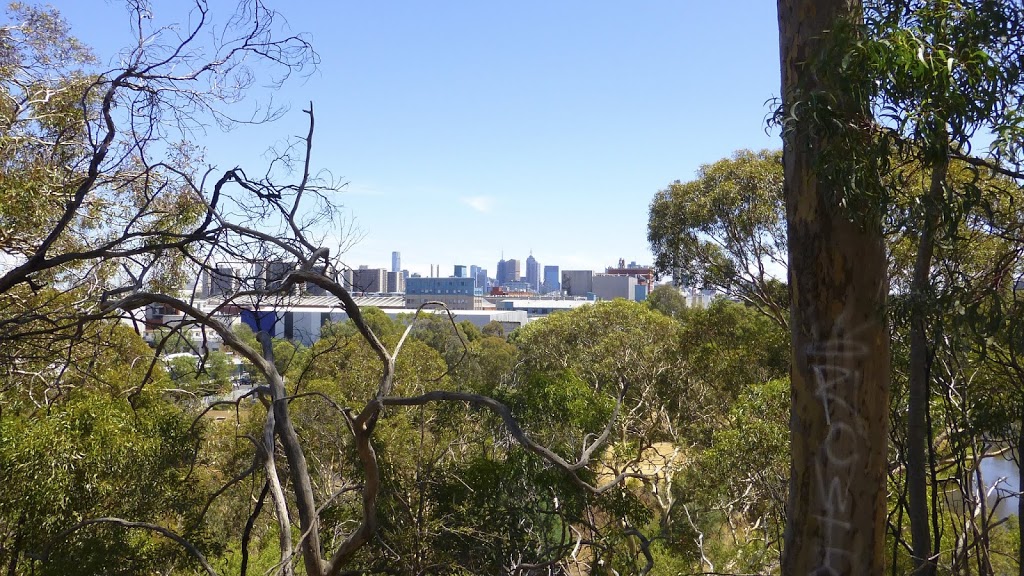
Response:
778,1,891,574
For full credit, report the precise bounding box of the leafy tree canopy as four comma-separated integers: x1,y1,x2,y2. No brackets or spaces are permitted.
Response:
648,149,788,327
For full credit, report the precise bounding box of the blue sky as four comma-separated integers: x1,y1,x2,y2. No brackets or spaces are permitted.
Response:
40,1,781,277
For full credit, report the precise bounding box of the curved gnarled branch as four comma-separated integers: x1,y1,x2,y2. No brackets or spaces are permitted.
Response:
381,388,640,495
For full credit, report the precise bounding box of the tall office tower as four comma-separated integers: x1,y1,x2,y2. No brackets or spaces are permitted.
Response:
504,259,521,283
525,254,540,292
476,268,489,291
454,265,468,278
543,265,561,294
391,251,401,273
496,259,507,285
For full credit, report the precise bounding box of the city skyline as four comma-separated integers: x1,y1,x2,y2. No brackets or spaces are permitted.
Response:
341,250,650,281
46,1,779,280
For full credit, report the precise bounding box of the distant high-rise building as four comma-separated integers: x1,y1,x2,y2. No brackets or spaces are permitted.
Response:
476,268,489,291
340,268,355,289
258,260,297,292
542,265,560,294
497,258,521,284
351,268,387,293
525,254,540,292
391,251,401,273
454,265,468,278
205,264,238,297
470,264,481,279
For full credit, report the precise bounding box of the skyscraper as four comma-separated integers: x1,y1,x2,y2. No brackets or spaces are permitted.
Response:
525,254,540,292
391,251,401,273
543,265,560,294
505,259,521,283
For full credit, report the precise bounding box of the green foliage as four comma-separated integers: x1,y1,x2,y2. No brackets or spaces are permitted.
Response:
648,149,788,326
453,335,519,395
358,307,403,342
210,524,287,576
513,299,680,393
457,319,481,342
672,378,789,575
679,300,789,394
0,312,218,574
0,3,95,260
690,378,789,516
165,351,234,397
646,284,689,320
271,337,306,378
858,1,1024,155
0,390,209,575
230,322,260,352
671,299,789,443
421,449,586,573
152,327,196,355
0,0,206,292
481,319,506,338
402,311,471,370
501,371,616,449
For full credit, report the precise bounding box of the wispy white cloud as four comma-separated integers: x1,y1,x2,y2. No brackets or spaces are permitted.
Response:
461,196,495,213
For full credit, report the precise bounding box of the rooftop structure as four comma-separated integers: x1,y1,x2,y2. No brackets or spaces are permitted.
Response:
605,258,655,297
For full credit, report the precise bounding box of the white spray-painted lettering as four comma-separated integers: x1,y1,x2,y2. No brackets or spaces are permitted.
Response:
806,316,870,576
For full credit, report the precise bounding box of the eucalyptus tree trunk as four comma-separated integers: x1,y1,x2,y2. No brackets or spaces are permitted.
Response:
778,0,891,573
907,154,947,576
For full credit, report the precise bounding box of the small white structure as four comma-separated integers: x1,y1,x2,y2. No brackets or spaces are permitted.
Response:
495,298,591,318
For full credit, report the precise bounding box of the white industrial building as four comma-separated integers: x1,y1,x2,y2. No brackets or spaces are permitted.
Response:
236,295,527,346
494,298,591,318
